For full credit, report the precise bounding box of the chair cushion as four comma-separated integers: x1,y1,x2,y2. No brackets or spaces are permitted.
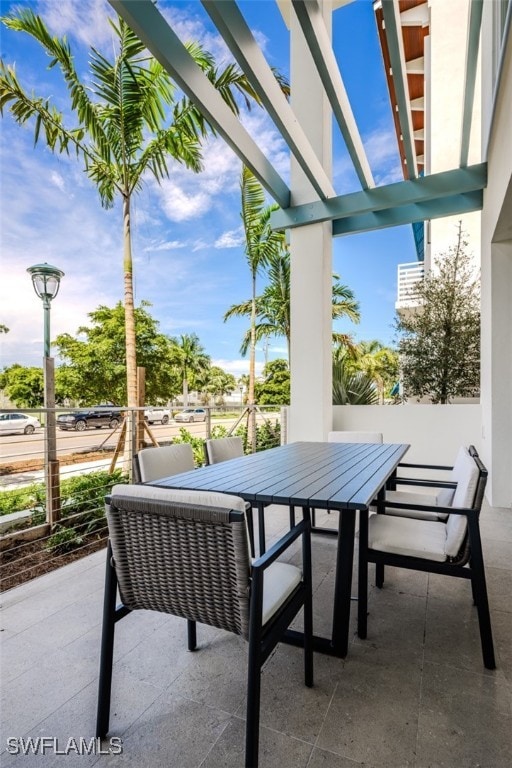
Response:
445,514,468,558
451,448,480,508
384,489,452,521
111,484,247,513
368,513,447,562
206,437,244,464
137,444,194,482
261,562,302,626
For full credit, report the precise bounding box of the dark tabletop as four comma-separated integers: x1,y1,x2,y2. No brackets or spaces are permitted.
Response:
151,441,409,510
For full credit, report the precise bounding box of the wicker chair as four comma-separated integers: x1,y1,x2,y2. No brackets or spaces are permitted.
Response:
134,443,195,483
357,447,495,669
96,484,313,768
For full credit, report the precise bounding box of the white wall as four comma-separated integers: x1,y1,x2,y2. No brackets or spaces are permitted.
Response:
333,404,481,466
480,3,512,508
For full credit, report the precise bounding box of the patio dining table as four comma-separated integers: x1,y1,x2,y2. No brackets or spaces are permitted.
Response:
149,440,409,658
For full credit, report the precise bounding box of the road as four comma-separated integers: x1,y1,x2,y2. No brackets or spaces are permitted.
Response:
0,413,279,465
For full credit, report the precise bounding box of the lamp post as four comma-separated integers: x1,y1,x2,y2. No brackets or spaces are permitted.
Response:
27,262,64,527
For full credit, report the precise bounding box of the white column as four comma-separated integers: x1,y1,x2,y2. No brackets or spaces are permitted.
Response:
480,1,512,507
288,1,333,443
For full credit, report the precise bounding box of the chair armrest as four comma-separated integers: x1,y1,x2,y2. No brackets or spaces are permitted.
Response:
393,479,457,489
252,518,309,573
384,500,476,517
398,461,453,471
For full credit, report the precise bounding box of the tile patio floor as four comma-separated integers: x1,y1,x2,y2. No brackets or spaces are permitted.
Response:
1,501,511,767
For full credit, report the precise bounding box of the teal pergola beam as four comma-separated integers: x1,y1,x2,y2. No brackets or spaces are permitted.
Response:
201,0,335,200
460,0,483,167
380,0,418,179
332,190,483,237
109,0,290,209
291,0,375,190
270,163,487,230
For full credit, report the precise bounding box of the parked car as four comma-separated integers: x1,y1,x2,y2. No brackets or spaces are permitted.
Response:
0,412,41,435
174,407,207,423
57,406,123,431
144,407,170,425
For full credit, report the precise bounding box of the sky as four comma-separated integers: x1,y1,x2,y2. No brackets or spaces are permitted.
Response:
0,0,416,380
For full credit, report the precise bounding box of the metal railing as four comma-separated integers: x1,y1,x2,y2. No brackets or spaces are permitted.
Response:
396,260,425,309
0,405,283,590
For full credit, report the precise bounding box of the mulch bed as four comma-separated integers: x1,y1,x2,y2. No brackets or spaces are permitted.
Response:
1,530,108,592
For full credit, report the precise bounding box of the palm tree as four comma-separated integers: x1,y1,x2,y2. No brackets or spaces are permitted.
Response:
171,334,210,407
332,347,379,405
225,249,360,362
0,9,259,422
229,167,286,447
343,340,399,403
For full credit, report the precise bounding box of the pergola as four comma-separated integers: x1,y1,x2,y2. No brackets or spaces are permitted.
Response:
109,0,512,506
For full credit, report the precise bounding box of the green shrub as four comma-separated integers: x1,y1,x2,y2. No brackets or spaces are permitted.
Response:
0,484,40,516
46,525,84,554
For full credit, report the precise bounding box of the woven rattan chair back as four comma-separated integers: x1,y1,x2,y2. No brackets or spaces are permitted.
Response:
107,493,251,638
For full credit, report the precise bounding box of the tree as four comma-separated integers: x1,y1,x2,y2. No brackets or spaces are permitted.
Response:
0,9,260,421
225,249,360,362
395,224,480,403
54,301,180,404
235,168,286,424
171,333,210,407
255,359,290,405
195,365,236,405
332,348,379,405
343,340,399,403
0,365,44,408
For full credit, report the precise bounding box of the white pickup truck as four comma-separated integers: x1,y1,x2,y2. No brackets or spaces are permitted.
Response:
144,407,171,425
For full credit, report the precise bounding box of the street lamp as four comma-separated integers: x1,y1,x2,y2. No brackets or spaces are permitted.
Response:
27,263,65,358
27,262,64,527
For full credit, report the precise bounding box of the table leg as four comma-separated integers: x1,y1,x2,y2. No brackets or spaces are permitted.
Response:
331,509,356,657
257,502,266,555
357,510,368,638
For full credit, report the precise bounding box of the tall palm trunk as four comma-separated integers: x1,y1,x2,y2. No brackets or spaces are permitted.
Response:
123,193,137,410
248,272,257,451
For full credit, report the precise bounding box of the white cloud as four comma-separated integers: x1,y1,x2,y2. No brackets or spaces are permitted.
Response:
212,358,264,379
37,0,114,49
215,228,244,249
145,240,187,253
363,125,403,184
49,171,66,192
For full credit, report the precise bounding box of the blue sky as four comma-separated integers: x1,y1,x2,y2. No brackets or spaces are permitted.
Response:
0,0,415,378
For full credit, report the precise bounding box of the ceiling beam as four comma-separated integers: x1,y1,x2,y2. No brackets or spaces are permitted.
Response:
201,0,335,200
291,0,375,190
332,190,483,236
109,0,291,208
380,0,418,179
460,0,483,167
271,163,487,230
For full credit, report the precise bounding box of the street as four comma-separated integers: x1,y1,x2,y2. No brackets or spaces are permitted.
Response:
0,413,279,465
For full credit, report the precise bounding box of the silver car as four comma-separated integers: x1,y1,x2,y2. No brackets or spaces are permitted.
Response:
174,408,207,423
0,412,41,435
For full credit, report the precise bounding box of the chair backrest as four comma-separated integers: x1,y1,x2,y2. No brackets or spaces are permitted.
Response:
444,446,487,561
328,431,383,444
135,444,195,483
107,484,251,638
204,436,244,465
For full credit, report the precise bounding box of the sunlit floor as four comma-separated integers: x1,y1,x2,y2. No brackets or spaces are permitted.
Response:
1,501,511,767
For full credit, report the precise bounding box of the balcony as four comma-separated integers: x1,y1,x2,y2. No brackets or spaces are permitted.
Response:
396,261,425,314
1,501,511,767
